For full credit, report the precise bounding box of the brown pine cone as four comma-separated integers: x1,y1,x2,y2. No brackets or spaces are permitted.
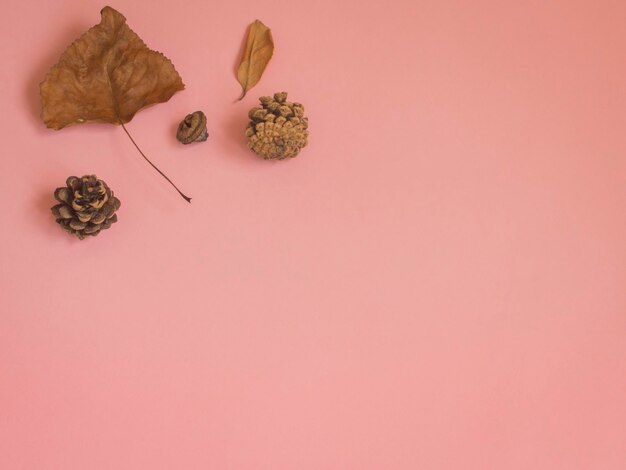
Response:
51,175,121,240
245,92,309,160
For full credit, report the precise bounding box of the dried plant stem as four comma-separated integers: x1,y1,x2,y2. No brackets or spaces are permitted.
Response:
119,123,192,203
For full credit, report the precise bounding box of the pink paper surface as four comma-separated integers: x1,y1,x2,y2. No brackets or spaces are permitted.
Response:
1,1,625,468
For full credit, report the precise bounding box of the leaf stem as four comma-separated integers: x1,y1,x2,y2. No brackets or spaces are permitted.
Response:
119,122,192,203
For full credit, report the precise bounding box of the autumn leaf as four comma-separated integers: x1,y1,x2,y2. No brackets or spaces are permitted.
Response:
41,6,184,129
40,6,190,202
237,20,274,100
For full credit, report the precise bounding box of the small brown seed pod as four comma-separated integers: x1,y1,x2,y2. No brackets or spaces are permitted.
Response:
176,111,208,144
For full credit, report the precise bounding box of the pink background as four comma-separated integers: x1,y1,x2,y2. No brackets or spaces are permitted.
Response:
1,0,625,468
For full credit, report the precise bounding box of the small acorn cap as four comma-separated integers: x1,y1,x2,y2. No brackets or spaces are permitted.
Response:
176,111,208,144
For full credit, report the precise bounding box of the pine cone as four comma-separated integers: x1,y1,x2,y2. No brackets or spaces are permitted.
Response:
245,92,309,160
51,175,121,240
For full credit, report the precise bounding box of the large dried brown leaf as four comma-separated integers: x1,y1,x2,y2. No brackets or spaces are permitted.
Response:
40,6,184,129
237,20,274,100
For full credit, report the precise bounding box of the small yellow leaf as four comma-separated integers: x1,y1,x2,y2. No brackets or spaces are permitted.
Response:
237,20,274,100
